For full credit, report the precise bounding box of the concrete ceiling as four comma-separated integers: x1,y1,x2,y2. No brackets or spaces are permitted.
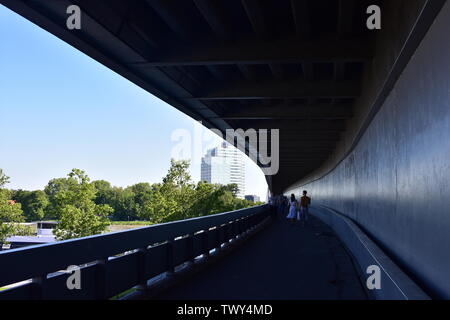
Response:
2,0,382,193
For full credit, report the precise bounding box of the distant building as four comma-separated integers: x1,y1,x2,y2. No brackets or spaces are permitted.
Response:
3,221,57,250
201,142,245,199
245,195,260,203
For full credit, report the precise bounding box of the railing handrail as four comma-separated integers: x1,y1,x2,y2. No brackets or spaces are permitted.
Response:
0,205,268,288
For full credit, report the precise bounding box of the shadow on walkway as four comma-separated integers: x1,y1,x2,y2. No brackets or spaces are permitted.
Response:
155,212,368,300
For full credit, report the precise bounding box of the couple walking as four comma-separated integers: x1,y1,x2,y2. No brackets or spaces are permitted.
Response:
287,191,311,225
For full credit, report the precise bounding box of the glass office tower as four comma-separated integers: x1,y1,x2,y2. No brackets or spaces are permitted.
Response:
201,142,245,199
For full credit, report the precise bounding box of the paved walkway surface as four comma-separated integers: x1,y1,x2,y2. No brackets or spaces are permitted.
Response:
155,211,368,300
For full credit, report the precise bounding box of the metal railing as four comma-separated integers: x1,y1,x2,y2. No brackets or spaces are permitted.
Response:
0,205,269,299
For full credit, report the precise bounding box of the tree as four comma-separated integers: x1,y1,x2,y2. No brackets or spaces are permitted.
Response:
0,169,10,188
91,180,112,201
12,190,49,221
128,182,155,219
158,159,195,222
0,171,31,244
223,183,240,198
186,182,251,218
44,177,72,219
163,159,192,187
91,181,138,220
112,187,137,220
164,160,196,218
0,189,25,243
92,180,115,216
51,169,112,240
141,184,178,223
134,159,255,223
132,160,193,223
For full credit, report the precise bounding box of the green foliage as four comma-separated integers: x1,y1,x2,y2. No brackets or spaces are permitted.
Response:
55,202,112,240
110,221,151,226
163,159,192,187
25,190,49,221
0,200,25,243
0,188,12,201
12,190,49,221
51,169,112,240
44,177,72,219
112,187,136,220
0,169,10,188
140,184,178,223
91,181,137,221
91,180,112,205
128,182,154,218
1,161,259,241
0,170,30,243
135,159,255,224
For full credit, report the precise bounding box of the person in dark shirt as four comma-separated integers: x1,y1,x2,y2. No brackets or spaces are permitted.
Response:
299,190,311,226
269,193,277,219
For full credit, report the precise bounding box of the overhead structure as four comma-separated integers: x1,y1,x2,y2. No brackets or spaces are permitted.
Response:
1,0,442,193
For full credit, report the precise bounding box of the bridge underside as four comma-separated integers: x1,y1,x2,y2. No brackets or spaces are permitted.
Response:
2,0,383,193
2,0,443,193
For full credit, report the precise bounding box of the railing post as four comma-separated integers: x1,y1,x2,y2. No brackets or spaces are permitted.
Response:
31,274,47,300
244,216,250,233
238,218,244,237
215,226,223,252
234,219,240,239
254,213,259,227
202,230,210,258
229,220,236,242
166,240,175,275
136,248,147,292
223,222,230,246
95,258,108,300
187,233,195,263
249,215,254,230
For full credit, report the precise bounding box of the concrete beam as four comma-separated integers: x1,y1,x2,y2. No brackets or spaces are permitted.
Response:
290,0,309,39
337,0,356,38
241,0,267,38
233,120,346,131
193,0,231,40
133,38,372,67
192,80,360,100
220,104,353,119
145,0,195,41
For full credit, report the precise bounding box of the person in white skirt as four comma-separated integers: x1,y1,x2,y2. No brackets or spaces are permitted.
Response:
286,194,299,225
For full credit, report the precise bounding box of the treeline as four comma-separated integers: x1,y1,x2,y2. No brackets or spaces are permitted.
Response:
0,161,261,241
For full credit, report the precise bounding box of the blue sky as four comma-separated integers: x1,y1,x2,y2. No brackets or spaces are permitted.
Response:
0,5,267,200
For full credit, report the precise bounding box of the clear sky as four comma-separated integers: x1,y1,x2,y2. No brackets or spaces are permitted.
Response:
0,5,268,200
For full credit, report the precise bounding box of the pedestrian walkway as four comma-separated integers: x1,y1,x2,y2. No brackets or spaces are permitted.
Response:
155,210,368,300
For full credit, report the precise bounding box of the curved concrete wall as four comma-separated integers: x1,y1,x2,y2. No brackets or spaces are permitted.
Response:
287,2,450,299
311,206,429,300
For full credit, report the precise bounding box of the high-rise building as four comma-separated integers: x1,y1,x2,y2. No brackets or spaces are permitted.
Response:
201,142,245,198
245,195,260,203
